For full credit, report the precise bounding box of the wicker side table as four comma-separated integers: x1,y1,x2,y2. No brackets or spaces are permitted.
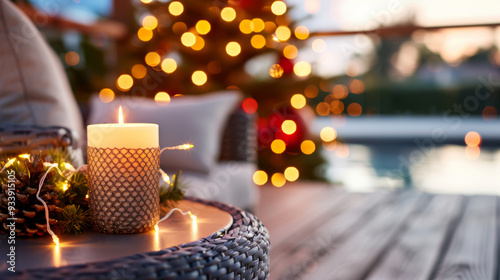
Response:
1,197,270,280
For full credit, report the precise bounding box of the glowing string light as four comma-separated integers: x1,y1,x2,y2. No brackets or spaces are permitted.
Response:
0,158,15,173
19,154,30,159
160,144,194,153
157,208,197,224
37,163,61,246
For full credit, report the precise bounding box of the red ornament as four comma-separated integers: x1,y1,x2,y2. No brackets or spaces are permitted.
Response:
279,57,294,74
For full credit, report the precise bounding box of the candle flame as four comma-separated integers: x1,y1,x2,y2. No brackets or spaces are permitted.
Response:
52,235,60,246
118,106,124,126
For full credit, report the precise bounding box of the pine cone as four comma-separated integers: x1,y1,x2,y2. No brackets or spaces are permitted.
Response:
0,158,62,237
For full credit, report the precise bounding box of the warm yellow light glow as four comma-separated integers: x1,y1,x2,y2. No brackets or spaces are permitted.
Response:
85,194,89,199
118,106,124,126
264,21,277,33
131,64,147,79
163,144,194,151
465,146,480,159
181,32,196,47
295,26,309,40
290,94,306,109
168,1,184,16
349,79,365,94
192,70,207,86
19,154,30,159
275,26,291,41
239,19,252,34
155,92,171,105
294,61,312,77
281,120,297,135
271,1,287,15
251,34,266,49
332,84,348,99
226,41,241,56
142,15,158,30
62,182,69,191
284,166,299,182
465,131,481,147
304,85,318,98
221,7,236,22
300,140,316,155
154,224,159,232
160,169,170,184
271,139,286,154
52,235,60,246
145,52,161,66
192,36,205,51
347,103,362,117
330,100,344,114
250,18,265,32
320,127,337,142
1,158,16,171
161,58,177,74
269,64,284,78
312,39,326,53
116,74,133,91
253,170,268,186
271,173,286,187
335,144,350,158
283,45,298,59
172,22,187,34
63,162,75,172
188,211,197,221
195,20,211,35
316,102,330,116
141,0,152,3
64,51,79,66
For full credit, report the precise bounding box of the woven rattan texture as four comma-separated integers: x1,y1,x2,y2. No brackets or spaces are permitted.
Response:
87,147,160,233
6,197,270,280
0,125,72,156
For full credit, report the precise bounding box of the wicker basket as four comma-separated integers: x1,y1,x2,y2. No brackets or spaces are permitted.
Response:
0,125,73,156
4,197,270,280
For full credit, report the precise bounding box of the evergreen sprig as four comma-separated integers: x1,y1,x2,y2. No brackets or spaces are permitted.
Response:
159,171,185,208
58,204,90,234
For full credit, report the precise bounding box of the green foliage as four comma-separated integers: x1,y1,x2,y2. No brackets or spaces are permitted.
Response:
159,171,185,208
58,204,91,234
56,171,89,210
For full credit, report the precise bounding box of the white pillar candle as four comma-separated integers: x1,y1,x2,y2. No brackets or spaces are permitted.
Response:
87,123,158,149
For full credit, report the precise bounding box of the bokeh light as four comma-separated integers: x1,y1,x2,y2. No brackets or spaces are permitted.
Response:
161,58,177,73
145,52,161,66
192,36,205,51
330,100,344,114
465,131,481,147
316,102,330,116
347,103,362,117
269,64,284,78
290,94,306,109
275,26,291,41
251,35,266,49
465,146,480,160
239,19,252,34
271,139,286,154
250,18,265,32
349,79,365,94
312,39,326,53
264,21,277,33
131,64,147,79
281,120,297,135
320,127,337,142
181,32,196,47
304,85,318,98
253,170,268,186
332,84,348,99
195,20,211,35
141,0,152,3
284,166,299,182
242,97,258,114
116,74,133,91
482,106,497,121
271,1,287,16
300,140,316,155
335,143,350,158
283,45,298,59
271,173,286,187
172,22,187,34
192,70,207,86
99,88,115,103
64,51,79,66
142,15,158,30
168,1,184,16
293,61,312,77
137,27,153,41
154,92,171,105
221,7,236,22
226,41,241,56
294,26,309,40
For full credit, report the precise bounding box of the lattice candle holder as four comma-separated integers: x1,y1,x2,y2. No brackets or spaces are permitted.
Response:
87,108,160,234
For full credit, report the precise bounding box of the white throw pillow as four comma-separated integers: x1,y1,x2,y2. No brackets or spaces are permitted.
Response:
87,91,241,174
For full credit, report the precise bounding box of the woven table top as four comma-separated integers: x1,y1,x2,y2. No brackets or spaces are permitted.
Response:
1,197,270,279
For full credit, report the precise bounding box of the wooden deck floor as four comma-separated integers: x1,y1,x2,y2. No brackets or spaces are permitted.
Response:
254,182,499,280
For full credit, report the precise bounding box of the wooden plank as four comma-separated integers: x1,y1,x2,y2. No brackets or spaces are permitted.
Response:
271,191,395,280
305,191,423,280
366,194,464,280
432,196,497,280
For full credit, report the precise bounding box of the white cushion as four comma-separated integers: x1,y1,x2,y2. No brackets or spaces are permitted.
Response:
0,0,84,144
87,91,241,174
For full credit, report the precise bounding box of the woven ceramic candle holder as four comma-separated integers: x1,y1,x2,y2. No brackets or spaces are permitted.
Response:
87,147,160,234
